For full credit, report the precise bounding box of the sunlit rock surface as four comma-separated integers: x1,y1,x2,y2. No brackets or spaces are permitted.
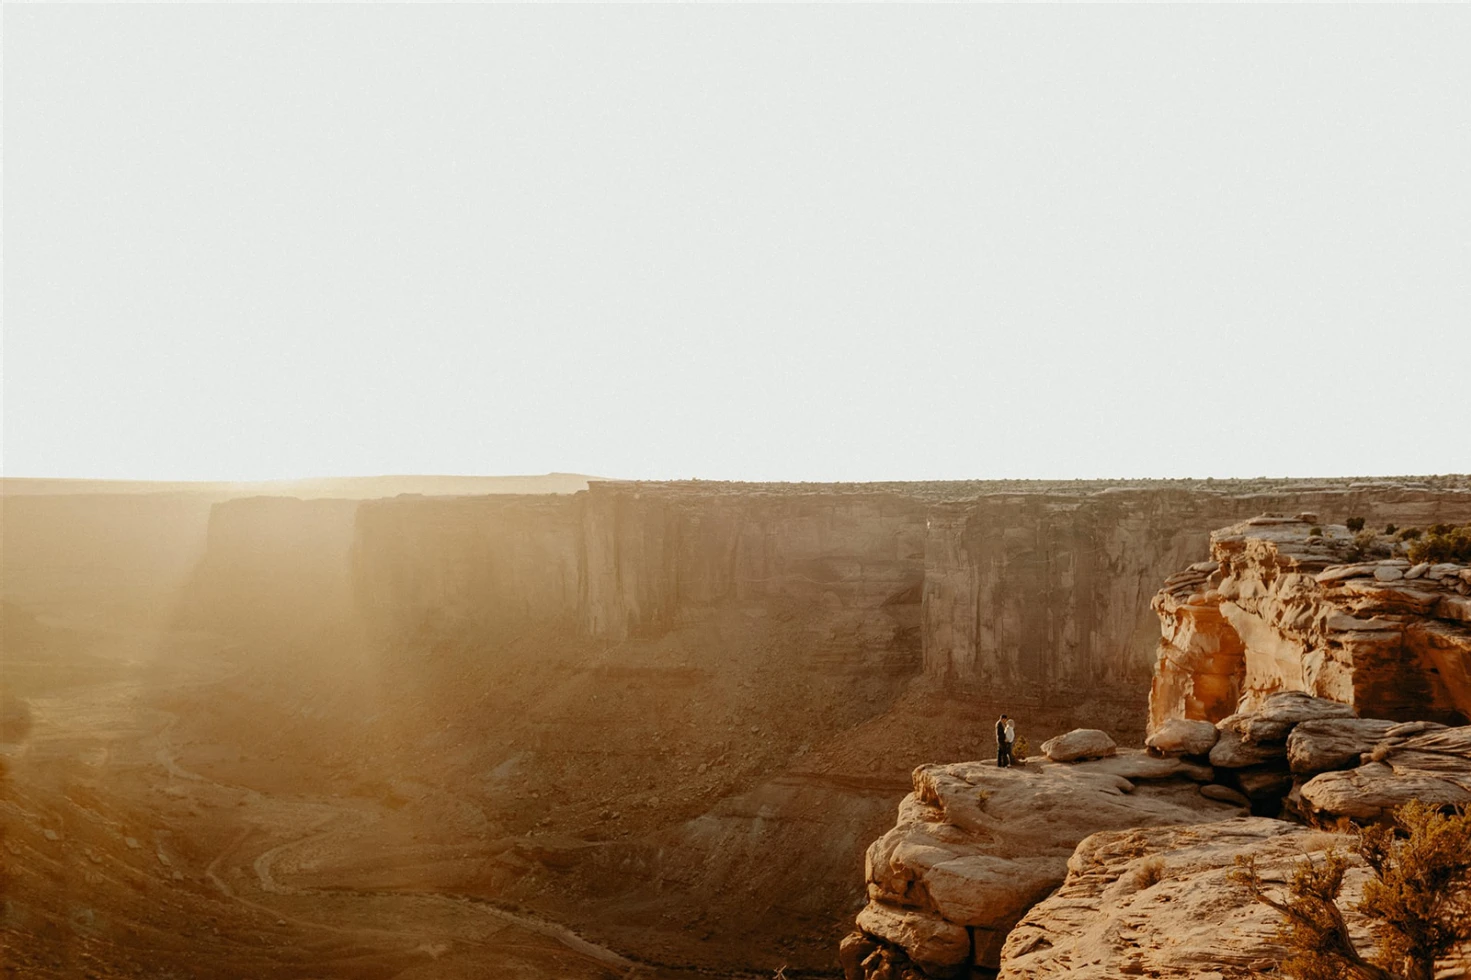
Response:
1150,516,1471,731
846,754,1238,975
998,819,1372,980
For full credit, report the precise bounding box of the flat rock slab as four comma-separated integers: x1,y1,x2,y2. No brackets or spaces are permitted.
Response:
998,820,1379,980
1287,718,1399,775
1071,753,1213,783
1199,784,1250,808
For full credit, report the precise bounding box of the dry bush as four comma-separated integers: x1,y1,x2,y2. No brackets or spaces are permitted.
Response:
1231,801,1471,980
1297,831,1348,854
1133,855,1167,890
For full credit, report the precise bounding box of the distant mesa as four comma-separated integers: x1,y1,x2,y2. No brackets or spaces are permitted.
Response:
0,472,604,498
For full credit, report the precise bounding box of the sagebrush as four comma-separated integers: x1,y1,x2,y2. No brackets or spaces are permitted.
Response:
1231,801,1471,980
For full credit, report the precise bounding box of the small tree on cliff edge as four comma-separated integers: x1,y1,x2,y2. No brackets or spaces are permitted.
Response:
1231,801,1471,980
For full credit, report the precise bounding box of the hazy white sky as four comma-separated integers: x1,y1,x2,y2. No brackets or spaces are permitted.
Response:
5,7,1469,482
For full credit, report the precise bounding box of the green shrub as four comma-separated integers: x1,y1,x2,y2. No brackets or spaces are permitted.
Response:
1345,517,1365,532
1396,528,1422,542
1384,524,1397,535
1405,524,1471,564
1309,526,1324,538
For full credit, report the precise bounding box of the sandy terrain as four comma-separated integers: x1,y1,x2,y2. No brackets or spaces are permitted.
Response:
0,617,720,980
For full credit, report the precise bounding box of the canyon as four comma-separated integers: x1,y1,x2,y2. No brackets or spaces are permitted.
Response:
5,476,1471,978
844,518,1471,980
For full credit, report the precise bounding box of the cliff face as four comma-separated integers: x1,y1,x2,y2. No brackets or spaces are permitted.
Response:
580,485,928,668
1150,516,1471,731
921,487,1471,734
337,481,1471,704
352,494,585,642
180,496,362,638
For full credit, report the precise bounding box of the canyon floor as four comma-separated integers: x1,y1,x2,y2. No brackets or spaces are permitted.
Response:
2,617,674,980
3,606,1005,979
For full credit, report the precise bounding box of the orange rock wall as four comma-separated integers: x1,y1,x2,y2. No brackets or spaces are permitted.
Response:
1150,517,1471,731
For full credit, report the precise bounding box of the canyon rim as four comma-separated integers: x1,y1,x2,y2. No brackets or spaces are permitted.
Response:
5,476,1471,978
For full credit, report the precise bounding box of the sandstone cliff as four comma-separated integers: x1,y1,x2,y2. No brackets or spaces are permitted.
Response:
1150,516,1471,732
844,509,1471,980
923,487,1471,731
352,494,585,641
339,480,1471,730
179,496,361,638
169,481,1471,972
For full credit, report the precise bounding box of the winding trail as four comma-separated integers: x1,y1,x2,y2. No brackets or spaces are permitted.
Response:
153,708,637,972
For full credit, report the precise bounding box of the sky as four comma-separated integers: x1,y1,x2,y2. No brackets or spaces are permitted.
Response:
5,6,1469,483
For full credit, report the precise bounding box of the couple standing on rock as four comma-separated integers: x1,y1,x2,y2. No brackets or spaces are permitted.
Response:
995,713,1016,768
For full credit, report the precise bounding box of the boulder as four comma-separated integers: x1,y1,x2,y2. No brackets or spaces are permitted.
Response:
1299,763,1471,822
1041,729,1117,763
1145,718,1219,757
1286,718,1398,775
855,902,970,974
1224,692,1356,745
1208,729,1287,769
1199,784,1250,808
839,932,880,980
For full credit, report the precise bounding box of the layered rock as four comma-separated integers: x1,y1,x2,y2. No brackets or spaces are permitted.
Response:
1298,725,1471,822
1150,516,1471,732
331,482,1471,727
998,819,1377,980
1147,689,1471,824
845,753,1236,976
578,484,929,666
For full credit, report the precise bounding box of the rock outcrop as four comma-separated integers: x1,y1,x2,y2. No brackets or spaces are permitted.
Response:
1298,725,1471,822
845,754,1236,976
999,819,1375,980
1150,516,1471,732
844,511,1471,980
1146,688,1471,824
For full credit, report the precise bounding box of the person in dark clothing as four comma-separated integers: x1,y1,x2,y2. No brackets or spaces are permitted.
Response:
996,713,1011,768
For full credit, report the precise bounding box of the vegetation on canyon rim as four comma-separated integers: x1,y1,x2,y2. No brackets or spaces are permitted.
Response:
1309,518,1471,564
1404,524,1471,564
1231,801,1471,980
